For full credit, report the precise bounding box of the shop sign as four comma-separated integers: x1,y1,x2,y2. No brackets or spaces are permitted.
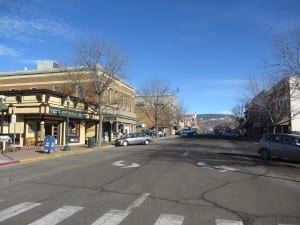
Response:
49,107,85,119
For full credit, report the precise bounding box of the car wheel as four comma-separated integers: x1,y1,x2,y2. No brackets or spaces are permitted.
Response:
261,148,270,160
123,141,128,146
144,139,149,145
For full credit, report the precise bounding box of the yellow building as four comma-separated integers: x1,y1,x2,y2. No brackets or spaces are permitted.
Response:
0,62,136,148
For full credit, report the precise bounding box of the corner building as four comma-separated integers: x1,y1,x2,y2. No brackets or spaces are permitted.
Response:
0,62,136,149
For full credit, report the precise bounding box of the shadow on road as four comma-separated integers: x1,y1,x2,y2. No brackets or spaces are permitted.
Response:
148,136,300,170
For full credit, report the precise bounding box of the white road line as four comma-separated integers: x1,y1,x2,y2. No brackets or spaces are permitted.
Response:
218,166,239,173
122,163,140,168
126,193,150,211
197,161,206,166
216,219,244,225
28,205,83,225
197,162,239,173
0,199,4,202
0,202,41,222
154,214,184,225
90,209,130,225
182,151,189,157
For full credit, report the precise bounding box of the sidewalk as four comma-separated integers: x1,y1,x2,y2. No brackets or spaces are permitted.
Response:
0,135,178,167
0,144,113,167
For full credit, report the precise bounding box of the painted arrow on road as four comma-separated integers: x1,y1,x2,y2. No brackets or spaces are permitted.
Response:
197,162,239,173
112,160,140,169
112,160,127,167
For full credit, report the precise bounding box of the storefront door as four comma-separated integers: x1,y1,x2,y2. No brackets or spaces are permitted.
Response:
45,123,60,145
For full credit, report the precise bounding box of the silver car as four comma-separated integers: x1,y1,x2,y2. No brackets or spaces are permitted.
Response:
258,133,300,161
115,133,152,146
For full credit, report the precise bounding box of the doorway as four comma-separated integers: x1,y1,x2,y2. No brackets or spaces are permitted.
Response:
45,123,60,144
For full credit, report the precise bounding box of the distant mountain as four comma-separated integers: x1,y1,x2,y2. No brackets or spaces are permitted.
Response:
196,114,234,120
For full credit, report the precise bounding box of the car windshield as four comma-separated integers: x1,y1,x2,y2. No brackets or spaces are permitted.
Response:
121,133,139,138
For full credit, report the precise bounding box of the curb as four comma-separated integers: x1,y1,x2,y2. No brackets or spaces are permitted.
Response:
0,144,115,167
0,145,114,167
19,145,114,164
0,160,20,167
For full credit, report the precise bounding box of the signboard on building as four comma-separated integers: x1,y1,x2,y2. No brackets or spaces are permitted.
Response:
49,107,85,119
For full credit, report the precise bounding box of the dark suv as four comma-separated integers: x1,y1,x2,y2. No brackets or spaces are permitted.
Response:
258,133,300,161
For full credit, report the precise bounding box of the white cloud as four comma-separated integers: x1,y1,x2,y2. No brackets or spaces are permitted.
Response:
0,44,20,57
179,32,202,41
0,15,78,42
181,78,244,90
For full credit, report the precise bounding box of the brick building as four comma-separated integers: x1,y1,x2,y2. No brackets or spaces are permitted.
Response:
244,76,300,137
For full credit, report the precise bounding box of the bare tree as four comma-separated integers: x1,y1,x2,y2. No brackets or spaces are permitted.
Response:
138,77,178,137
65,37,128,145
243,75,293,134
242,27,300,135
174,98,187,130
261,26,300,78
232,103,245,135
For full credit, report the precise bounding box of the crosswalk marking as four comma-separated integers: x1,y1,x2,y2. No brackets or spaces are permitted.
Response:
0,202,41,222
28,205,83,225
154,214,184,225
216,219,244,225
90,209,130,225
0,200,297,225
126,193,150,211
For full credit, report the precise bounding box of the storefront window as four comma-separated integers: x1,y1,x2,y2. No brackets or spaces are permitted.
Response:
68,119,80,143
27,122,36,135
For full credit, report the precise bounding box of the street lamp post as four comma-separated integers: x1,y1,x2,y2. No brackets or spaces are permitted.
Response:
0,95,6,111
63,96,71,151
109,120,113,142
0,95,6,134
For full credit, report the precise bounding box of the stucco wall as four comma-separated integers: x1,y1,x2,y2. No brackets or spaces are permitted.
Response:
290,77,300,133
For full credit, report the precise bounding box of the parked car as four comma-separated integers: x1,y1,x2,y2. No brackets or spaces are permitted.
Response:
258,133,300,161
145,129,165,137
175,130,181,135
115,133,153,146
181,128,193,136
221,131,240,138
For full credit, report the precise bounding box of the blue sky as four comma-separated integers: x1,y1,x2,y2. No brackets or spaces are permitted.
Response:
0,0,299,114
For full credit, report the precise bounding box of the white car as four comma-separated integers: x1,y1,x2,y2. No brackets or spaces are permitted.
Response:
115,133,153,146
258,133,300,161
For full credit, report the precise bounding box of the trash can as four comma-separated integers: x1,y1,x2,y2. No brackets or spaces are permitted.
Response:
88,137,95,148
44,136,56,153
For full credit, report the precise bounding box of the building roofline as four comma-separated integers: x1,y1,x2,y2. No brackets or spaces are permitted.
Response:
0,66,134,90
0,88,94,105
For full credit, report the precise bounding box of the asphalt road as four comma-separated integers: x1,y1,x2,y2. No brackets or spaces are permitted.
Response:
0,135,300,225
